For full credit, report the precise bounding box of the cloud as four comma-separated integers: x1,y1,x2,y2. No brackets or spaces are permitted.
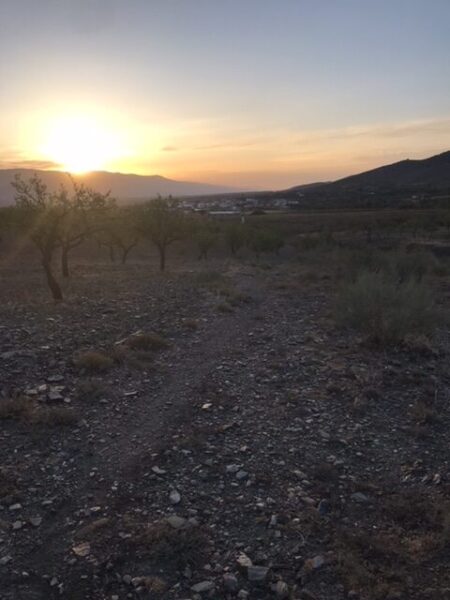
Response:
161,146,178,152
0,159,61,170
296,117,450,145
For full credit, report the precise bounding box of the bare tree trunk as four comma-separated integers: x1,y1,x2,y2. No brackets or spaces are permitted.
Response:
61,246,69,278
121,245,135,264
43,259,63,301
109,245,116,262
158,245,166,271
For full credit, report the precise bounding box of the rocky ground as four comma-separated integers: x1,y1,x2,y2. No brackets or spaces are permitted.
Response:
0,257,449,600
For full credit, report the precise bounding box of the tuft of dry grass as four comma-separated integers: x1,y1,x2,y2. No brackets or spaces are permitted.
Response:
0,468,19,501
131,521,209,568
216,302,233,313
0,397,31,420
410,399,438,425
75,378,107,402
126,333,169,352
74,351,114,373
28,406,78,427
335,489,450,599
0,397,77,427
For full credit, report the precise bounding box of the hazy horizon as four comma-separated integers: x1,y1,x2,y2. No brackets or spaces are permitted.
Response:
1,0,450,188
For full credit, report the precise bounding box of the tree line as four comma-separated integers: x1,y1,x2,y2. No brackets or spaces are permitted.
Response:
1,175,284,300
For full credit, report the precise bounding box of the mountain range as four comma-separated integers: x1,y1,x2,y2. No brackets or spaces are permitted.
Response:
0,170,235,206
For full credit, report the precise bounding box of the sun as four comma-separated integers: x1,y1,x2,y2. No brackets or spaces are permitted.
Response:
41,114,126,174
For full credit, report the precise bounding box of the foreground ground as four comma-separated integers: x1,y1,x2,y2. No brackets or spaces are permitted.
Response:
0,256,449,600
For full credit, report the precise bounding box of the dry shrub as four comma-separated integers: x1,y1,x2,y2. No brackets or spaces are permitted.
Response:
335,271,439,344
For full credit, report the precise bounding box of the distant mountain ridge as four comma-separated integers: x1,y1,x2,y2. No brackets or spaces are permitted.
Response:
0,169,236,206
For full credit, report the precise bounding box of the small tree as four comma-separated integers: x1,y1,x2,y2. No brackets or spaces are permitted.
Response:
224,223,248,256
96,207,140,264
194,220,218,260
250,228,284,258
58,182,114,277
139,197,187,271
12,174,110,299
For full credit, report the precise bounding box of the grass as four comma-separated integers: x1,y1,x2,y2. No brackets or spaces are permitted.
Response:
73,351,114,373
335,271,439,345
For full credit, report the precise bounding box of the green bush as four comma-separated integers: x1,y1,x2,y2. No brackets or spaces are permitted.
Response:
335,271,438,344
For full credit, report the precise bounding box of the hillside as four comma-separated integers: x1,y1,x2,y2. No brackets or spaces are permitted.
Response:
332,150,450,190
0,169,235,206
281,150,450,209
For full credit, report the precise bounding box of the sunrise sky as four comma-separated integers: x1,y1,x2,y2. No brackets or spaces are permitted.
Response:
1,0,450,189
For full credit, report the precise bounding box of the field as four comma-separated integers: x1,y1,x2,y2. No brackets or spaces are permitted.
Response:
0,207,449,600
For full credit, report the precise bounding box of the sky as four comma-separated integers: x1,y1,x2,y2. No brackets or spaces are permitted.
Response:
0,0,449,189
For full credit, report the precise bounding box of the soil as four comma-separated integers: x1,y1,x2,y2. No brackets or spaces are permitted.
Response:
0,257,449,600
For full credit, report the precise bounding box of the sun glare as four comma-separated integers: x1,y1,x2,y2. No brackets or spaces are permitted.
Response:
41,114,126,174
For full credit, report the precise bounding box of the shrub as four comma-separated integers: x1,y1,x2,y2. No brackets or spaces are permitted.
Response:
250,228,284,257
335,271,438,344
389,250,439,283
